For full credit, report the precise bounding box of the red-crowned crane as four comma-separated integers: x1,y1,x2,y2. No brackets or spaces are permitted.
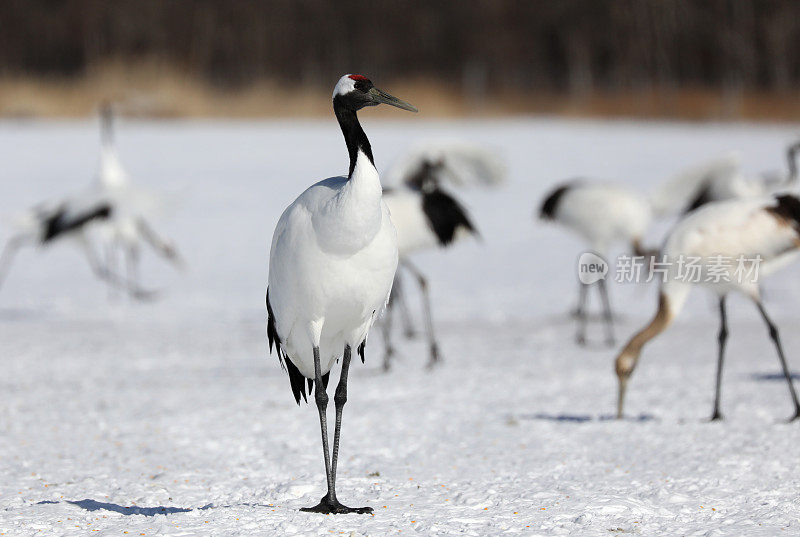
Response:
540,181,653,346
93,103,184,298
380,140,505,370
615,195,800,422
266,75,416,514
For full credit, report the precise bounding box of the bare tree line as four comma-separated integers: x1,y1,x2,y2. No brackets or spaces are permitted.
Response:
1,0,798,95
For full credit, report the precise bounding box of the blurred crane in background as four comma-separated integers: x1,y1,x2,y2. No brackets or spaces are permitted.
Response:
0,188,131,296
539,182,653,346
615,194,800,422
651,142,800,214
381,141,505,369
93,103,184,299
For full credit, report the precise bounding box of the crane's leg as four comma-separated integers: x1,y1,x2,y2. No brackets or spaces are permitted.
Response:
401,259,439,367
755,301,800,421
136,218,184,269
710,296,728,421
329,345,372,513
575,282,588,346
392,270,416,338
79,237,155,300
105,242,120,301
0,236,24,292
125,244,141,300
302,346,336,513
598,278,615,346
382,288,396,372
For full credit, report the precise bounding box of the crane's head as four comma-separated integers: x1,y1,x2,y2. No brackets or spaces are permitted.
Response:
615,348,639,419
333,74,417,113
407,158,446,192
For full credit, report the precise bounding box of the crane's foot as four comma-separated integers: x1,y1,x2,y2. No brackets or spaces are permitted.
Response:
785,408,800,423
382,351,393,373
708,411,724,422
576,334,587,347
301,496,373,515
425,344,440,370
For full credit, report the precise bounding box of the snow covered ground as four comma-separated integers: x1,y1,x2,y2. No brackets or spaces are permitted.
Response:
1,117,799,536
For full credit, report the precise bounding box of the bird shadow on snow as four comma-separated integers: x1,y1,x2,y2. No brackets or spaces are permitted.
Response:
37,499,199,517
517,413,656,423
751,371,800,381
39,499,283,516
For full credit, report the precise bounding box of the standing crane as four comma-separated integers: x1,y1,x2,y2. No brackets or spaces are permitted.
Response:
266,75,416,514
380,141,505,369
539,181,653,346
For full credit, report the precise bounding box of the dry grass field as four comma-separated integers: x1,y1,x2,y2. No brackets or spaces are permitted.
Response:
2,61,800,121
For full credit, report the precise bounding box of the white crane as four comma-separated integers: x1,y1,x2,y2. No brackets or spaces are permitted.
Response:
0,192,127,295
539,181,653,346
265,74,416,514
615,195,800,421
380,141,505,370
0,106,157,298
93,103,184,298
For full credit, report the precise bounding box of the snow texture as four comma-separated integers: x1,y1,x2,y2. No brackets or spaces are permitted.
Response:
1,118,799,536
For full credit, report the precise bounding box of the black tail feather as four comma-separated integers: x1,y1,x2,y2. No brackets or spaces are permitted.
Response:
267,288,309,405
306,373,330,396
421,188,477,246
769,194,800,233
266,288,339,405
539,182,575,220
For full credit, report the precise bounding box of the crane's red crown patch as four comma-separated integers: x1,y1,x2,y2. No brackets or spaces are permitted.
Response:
348,74,370,82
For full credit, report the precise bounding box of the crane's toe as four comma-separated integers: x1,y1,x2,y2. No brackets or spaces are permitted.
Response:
426,344,441,368
301,496,373,515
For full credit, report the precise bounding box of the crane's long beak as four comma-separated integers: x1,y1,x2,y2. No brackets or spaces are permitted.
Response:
369,87,418,112
617,377,628,419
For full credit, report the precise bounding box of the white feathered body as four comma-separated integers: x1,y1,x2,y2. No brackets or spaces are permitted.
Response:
93,143,168,249
548,183,652,253
268,152,398,378
660,198,800,308
94,145,135,243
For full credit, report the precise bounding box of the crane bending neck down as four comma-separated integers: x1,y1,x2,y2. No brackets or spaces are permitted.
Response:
615,195,800,421
615,283,689,418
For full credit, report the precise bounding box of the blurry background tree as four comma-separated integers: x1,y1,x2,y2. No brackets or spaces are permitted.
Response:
0,0,798,119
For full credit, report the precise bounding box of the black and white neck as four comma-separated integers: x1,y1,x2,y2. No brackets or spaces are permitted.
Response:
330,73,417,182
332,76,376,178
